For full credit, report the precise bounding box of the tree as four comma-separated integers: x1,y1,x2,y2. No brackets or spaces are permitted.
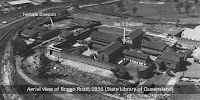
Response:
132,7,138,16
116,0,124,12
184,2,192,16
176,3,184,14
38,53,52,79
71,2,80,9
195,0,199,4
12,38,28,56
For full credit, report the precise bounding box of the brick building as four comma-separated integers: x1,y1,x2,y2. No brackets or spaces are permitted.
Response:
155,48,184,72
90,31,122,50
122,49,151,65
141,41,168,56
98,41,124,63
125,29,144,48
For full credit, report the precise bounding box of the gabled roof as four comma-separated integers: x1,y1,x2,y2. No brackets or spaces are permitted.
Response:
165,48,184,58
123,49,149,60
141,41,167,51
99,41,123,55
127,29,144,40
91,31,121,43
159,53,181,63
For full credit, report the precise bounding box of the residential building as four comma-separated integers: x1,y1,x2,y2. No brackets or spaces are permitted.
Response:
98,41,124,63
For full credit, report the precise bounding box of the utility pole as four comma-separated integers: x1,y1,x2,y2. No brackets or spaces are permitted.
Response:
50,17,54,27
123,28,126,44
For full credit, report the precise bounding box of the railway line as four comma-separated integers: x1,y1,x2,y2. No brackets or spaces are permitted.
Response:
0,2,124,99
0,6,72,100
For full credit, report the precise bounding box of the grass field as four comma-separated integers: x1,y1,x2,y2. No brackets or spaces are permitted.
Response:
122,1,200,19
88,1,200,20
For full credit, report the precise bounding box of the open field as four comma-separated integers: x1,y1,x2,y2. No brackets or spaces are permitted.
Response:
87,1,200,21
123,1,200,19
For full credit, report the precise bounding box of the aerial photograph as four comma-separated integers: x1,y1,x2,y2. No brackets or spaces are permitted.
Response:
0,0,200,100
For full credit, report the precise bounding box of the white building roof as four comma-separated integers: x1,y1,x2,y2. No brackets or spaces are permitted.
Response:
181,28,200,41
194,25,200,32
8,0,33,5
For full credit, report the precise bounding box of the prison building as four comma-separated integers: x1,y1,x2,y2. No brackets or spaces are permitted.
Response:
20,25,47,39
47,38,75,60
141,41,167,56
155,49,184,72
122,49,150,65
58,30,74,40
42,29,62,40
125,29,144,48
98,41,124,63
90,31,122,50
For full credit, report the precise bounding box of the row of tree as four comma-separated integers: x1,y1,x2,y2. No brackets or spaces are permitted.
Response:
176,1,194,16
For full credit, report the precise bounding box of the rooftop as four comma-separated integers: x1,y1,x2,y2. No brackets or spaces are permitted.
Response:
159,53,180,63
54,39,71,49
123,49,149,60
90,31,121,43
127,29,144,40
99,41,124,55
141,41,167,51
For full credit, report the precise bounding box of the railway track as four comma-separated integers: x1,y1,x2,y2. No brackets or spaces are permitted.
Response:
0,6,72,100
